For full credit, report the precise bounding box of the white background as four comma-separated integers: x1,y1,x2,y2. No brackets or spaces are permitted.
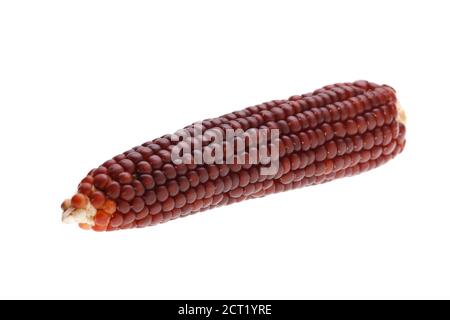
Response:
0,0,449,300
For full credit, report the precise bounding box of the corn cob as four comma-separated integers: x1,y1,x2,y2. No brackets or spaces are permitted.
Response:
61,80,406,232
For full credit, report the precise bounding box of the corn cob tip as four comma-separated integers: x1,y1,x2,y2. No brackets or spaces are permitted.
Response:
396,102,407,125
61,198,97,227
